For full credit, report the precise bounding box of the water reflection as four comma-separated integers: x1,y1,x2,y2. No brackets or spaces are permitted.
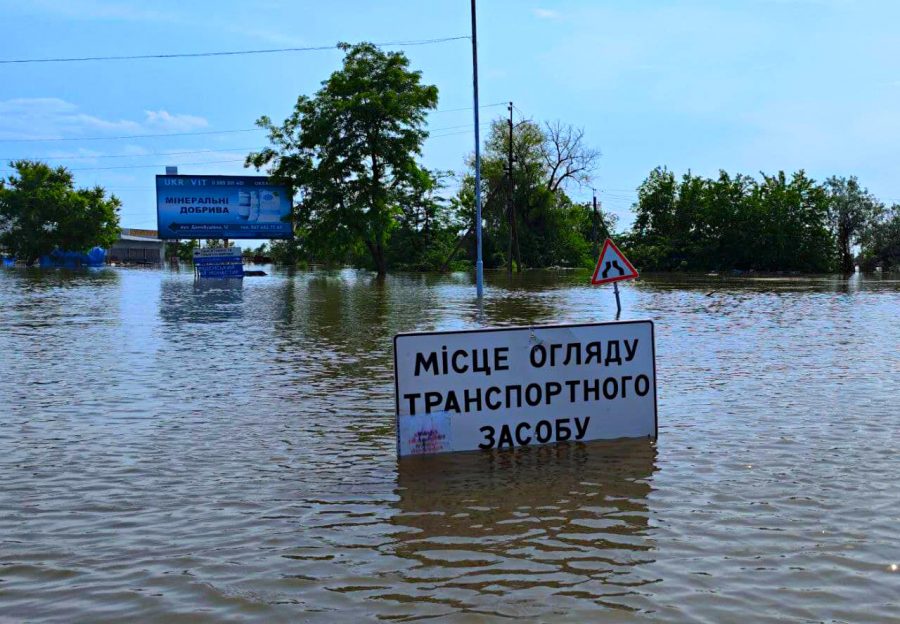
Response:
158,277,244,324
2,268,899,622
388,439,658,615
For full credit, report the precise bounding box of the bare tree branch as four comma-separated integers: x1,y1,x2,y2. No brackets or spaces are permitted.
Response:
540,120,600,193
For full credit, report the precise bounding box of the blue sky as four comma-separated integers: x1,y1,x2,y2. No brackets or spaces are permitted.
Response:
1,0,899,237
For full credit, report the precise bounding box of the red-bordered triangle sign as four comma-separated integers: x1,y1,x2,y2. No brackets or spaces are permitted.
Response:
591,238,639,285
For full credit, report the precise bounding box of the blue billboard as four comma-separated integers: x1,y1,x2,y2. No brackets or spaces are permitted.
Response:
156,174,292,239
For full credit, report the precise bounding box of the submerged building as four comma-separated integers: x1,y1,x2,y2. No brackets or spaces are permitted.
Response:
108,228,166,265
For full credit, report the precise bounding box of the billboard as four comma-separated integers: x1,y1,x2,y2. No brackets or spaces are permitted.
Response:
394,320,657,456
156,174,292,240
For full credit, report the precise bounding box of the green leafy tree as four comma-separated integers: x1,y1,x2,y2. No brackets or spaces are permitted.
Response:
627,167,836,272
825,176,884,274
385,170,465,271
268,239,306,266
0,160,120,266
203,238,233,248
241,243,269,261
165,239,199,262
247,42,439,275
627,167,678,270
464,118,603,270
859,204,900,271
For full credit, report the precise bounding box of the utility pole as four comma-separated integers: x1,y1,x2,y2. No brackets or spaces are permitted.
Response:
506,102,521,274
470,0,484,298
591,188,600,259
506,102,514,275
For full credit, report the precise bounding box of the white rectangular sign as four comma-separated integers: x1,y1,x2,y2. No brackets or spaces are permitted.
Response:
394,320,657,456
192,247,242,259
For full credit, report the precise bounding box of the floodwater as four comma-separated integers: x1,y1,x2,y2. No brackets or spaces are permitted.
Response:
0,267,898,623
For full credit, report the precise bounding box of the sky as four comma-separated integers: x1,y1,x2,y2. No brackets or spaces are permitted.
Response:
1,0,899,240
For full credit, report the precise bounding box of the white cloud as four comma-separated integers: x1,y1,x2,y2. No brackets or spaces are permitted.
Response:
0,98,209,140
143,110,208,132
231,26,308,47
533,8,561,20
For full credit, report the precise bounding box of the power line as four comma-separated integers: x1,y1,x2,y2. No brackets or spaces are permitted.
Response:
428,124,491,139
0,128,264,143
0,127,492,170
431,102,506,114
1,158,247,173
0,36,470,65
1,120,498,159
0,104,508,144
0,147,262,161
427,123,479,133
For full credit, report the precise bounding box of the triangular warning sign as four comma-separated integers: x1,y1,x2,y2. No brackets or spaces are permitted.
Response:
591,238,639,285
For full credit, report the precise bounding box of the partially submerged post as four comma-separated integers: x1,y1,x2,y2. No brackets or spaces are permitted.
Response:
470,0,484,299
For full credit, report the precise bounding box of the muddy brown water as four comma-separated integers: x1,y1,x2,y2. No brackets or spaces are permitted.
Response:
1,268,898,622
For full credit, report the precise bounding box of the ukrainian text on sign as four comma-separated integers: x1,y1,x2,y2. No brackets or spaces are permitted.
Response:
394,321,657,456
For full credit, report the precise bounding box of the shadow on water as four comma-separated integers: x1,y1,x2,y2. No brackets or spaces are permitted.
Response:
386,438,658,614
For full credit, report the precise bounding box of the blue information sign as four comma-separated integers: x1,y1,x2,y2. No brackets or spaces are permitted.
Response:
156,174,292,240
193,248,244,279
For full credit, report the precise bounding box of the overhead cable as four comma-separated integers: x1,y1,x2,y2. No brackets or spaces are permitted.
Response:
0,104,508,144
0,36,470,65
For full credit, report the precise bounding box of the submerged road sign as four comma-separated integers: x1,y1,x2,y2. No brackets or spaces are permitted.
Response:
394,320,657,457
193,247,244,279
591,238,639,286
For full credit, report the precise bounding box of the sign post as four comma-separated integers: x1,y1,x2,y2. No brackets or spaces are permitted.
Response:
591,238,639,319
394,320,657,457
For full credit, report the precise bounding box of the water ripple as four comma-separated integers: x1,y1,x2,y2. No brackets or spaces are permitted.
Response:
0,268,898,622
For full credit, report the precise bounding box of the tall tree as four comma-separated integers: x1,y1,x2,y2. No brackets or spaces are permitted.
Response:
0,160,120,266
859,204,900,271
469,118,603,270
247,42,439,275
825,176,884,274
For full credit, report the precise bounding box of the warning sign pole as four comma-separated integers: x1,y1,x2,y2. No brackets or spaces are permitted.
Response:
613,281,622,319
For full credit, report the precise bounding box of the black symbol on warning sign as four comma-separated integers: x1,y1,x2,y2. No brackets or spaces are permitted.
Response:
601,260,625,279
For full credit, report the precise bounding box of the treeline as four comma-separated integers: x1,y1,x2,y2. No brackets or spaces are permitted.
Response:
248,42,900,275
5,41,899,274
620,168,898,273
252,113,613,273
247,42,609,275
